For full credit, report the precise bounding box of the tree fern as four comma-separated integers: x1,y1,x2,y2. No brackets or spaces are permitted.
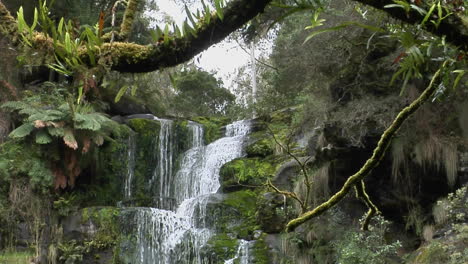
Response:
9,123,35,138
35,129,53,144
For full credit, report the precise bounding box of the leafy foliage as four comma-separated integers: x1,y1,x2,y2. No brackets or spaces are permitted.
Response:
333,216,402,264
1,83,115,189
172,69,235,117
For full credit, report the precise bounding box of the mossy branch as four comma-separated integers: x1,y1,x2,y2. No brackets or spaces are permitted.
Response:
0,2,18,43
353,0,468,51
0,0,272,73
355,180,380,230
119,0,139,41
266,125,313,211
266,179,306,212
285,62,446,232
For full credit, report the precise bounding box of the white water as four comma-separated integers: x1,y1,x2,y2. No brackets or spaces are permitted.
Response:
130,119,252,264
152,118,174,209
225,240,254,264
124,132,136,199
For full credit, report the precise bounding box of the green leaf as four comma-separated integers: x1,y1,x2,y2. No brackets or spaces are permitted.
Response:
9,123,35,138
215,0,224,20
114,85,129,103
410,4,427,16
421,3,436,25
452,70,466,90
48,127,65,137
58,17,64,35
131,85,137,96
185,5,196,26
64,32,72,54
35,129,53,144
304,21,383,44
31,8,38,31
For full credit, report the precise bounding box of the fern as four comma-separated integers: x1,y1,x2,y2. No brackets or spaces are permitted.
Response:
35,129,53,144
9,123,35,138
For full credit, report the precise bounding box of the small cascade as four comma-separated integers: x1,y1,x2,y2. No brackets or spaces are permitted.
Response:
124,119,252,264
189,121,204,147
152,118,174,209
124,132,136,199
225,240,254,264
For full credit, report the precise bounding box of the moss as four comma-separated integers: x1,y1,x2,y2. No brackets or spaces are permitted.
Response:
79,123,133,206
220,158,275,192
191,116,230,144
246,139,274,158
251,236,270,264
126,118,161,205
81,207,121,250
286,66,445,232
412,242,449,264
205,233,239,262
222,190,259,238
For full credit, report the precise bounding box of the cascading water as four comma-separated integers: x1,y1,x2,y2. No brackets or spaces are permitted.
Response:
123,119,252,264
225,240,254,264
151,118,174,209
123,132,136,199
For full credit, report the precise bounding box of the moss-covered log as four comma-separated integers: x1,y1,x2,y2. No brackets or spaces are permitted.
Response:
0,0,273,73
285,63,446,232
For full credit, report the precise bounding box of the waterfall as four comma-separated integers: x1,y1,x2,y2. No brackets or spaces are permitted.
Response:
124,132,136,199
150,118,174,209
225,240,254,264
125,119,252,264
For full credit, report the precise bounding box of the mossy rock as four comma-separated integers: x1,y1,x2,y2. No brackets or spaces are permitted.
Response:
410,242,449,264
256,192,287,233
246,139,274,158
191,116,230,144
250,236,270,264
126,118,161,205
220,158,275,192
204,233,239,262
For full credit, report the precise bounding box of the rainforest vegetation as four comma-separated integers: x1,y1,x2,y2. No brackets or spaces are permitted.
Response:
0,0,467,263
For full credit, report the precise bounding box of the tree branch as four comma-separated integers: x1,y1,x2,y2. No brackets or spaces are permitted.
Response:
0,0,273,73
89,0,274,73
120,0,139,41
285,61,447,232
355,0,468,51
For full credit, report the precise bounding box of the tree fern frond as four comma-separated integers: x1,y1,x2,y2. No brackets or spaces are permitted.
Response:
63,128,78,150
1,101,33,111
48,127,65,137
35,129,53,144
9,123,35,138
74,113,101,131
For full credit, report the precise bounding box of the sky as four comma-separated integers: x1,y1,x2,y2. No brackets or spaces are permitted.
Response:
144,0,254,88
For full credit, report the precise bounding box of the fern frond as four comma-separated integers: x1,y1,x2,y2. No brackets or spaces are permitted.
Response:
48,127,65,137
35,129,53,144
1,101,32,111
63,128,78,150
74,113,101,131
9,123,35,138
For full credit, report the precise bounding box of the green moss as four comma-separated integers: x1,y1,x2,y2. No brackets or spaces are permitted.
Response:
127,119,161,205
127,118,161,136
205,233,239,261
191,116,230,144
251,236,270,264
246,139,274,158
0,140,54,192
222,190,259,238
81,207,121,250
220,158,275,191
413,242,449,264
